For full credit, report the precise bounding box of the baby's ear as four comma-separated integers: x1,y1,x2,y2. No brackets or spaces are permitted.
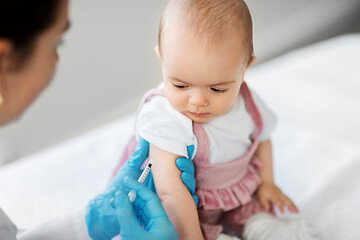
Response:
154,45,162,60
246,56,256,69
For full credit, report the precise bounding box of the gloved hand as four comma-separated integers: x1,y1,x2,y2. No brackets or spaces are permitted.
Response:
115,177,177,240
106,137,150,192
85,137,150,240
85,137,197,240
176,145,198,206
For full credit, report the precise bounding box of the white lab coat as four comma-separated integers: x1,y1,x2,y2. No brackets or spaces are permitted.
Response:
0,207,90,240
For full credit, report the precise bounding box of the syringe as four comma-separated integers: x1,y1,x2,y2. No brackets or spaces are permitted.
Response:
128,158,154,202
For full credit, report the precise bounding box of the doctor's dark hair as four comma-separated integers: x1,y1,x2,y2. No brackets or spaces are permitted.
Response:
0,0,61,61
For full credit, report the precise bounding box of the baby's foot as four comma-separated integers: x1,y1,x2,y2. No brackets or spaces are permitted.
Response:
242,212,319,240
217,233,242,240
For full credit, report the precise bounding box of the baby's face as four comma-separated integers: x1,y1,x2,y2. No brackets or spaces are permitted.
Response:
159,28,250,123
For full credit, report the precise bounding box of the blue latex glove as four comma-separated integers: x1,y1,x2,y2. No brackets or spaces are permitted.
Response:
85,137,197,240
176,145,198,206
114,178,177,240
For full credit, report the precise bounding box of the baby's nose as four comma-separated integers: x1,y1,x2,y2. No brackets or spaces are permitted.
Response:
189,91,208,107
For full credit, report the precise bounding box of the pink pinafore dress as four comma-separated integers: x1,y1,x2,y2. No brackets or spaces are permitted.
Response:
110,82,272,240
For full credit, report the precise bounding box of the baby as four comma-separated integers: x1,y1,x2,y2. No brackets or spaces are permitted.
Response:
114,0,302,239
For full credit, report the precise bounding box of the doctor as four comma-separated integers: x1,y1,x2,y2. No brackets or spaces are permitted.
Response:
0,0,197,239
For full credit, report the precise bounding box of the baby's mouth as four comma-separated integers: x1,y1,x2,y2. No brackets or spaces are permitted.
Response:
189,112,209,118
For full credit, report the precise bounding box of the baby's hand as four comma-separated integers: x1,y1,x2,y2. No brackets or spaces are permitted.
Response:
257,182,298,213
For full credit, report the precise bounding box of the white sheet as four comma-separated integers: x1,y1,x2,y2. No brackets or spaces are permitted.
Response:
0,34,359,239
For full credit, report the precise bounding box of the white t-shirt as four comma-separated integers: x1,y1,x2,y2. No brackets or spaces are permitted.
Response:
136,87,277,164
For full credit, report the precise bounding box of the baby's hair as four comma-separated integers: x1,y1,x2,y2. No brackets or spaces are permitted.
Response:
158,0,254,63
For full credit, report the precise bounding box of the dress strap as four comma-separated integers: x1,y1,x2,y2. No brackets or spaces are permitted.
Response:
193,81,263,165
239,82,263,138
111,88,166,181
134,88,165,130
138,88,165,110
193,122,210,165
192,82,264,210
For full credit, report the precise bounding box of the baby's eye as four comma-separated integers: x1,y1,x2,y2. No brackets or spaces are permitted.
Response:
174,84,188,89
211,87,227,93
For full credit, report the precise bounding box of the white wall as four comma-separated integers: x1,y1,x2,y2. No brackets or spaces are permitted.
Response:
1,0,359,165
248,0,360,62
0,0,169,164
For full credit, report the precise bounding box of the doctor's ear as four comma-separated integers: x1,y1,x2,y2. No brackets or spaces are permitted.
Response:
154,45,162,60
0,40,12,55
0,40,13,70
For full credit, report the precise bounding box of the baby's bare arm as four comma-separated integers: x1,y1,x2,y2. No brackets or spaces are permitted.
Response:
255,139,274,185
255,139,298,213
150,144,204,240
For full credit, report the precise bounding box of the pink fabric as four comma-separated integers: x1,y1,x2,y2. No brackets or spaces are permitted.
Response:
111,135,137,179
194,83,263,210
194,82,272,240
110,83,272,240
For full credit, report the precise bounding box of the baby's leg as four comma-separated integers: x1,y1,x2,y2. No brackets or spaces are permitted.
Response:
242,213,319,240
198,208,223,225
197,208,224,240
223,199,319,240
221,197,271,237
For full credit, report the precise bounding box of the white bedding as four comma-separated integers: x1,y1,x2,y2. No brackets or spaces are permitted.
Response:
0,34,359,239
